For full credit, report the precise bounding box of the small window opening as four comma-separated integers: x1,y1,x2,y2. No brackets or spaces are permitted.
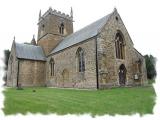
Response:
59,23,64,34
116,16,119,21
50,58,54,76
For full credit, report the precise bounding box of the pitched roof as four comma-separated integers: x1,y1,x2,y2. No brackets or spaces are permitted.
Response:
51,13,112,54
15,42,46,61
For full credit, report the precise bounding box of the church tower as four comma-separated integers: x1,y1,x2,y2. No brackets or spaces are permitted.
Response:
37,7,73,55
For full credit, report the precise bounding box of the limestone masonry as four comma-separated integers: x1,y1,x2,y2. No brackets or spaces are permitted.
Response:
7,7,147,89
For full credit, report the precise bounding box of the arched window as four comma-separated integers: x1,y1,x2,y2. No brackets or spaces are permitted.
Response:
50,58,54,76
59,23,64,34
115,32,125,59
76,47,85,72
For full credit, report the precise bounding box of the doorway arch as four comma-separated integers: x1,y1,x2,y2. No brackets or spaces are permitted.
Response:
118,64,127,86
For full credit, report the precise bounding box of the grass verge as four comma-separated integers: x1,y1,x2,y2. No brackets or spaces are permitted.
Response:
3,86,156,116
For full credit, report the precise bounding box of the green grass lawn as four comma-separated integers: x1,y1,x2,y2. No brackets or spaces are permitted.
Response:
3,86,156,116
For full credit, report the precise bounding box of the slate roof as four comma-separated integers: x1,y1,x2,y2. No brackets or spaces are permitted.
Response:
15,42,46,61
51,13,111,54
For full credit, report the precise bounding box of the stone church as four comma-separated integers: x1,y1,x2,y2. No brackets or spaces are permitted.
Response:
7,7,147,89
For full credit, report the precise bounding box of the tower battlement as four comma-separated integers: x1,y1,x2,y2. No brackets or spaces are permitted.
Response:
39,7,73,22
37,7,74,55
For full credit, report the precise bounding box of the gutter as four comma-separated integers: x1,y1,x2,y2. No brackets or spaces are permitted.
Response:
95,36,99,89
17,59,20,87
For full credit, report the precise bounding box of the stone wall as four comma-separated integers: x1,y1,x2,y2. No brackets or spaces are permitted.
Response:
97,10,147,88
37,34,62,55
46,38,97,89
7,42,18,87
18,60,46,87
131,49,148,85
7,45,46,87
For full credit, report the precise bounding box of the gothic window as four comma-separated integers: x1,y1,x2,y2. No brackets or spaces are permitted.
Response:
59,23,64,34
76,47,85,72
115,31,125,59
50,58,54,76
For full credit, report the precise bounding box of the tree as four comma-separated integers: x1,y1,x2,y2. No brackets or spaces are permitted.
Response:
144,54,157,80
4,50,10,70
3,49,10,85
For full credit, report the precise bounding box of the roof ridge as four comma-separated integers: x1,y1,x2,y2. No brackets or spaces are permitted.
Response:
15,42,41,48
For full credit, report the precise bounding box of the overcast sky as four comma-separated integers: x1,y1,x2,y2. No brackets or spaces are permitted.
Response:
0,0,160,58
0,1,159,83
0,0,160,118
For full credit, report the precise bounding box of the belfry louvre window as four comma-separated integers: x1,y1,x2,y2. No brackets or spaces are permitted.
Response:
115,32,125,59
59,23,64,34
50,58,54,76
76,47,85,72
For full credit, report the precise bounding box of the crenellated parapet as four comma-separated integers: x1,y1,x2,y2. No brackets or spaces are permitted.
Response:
39,7,73,23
